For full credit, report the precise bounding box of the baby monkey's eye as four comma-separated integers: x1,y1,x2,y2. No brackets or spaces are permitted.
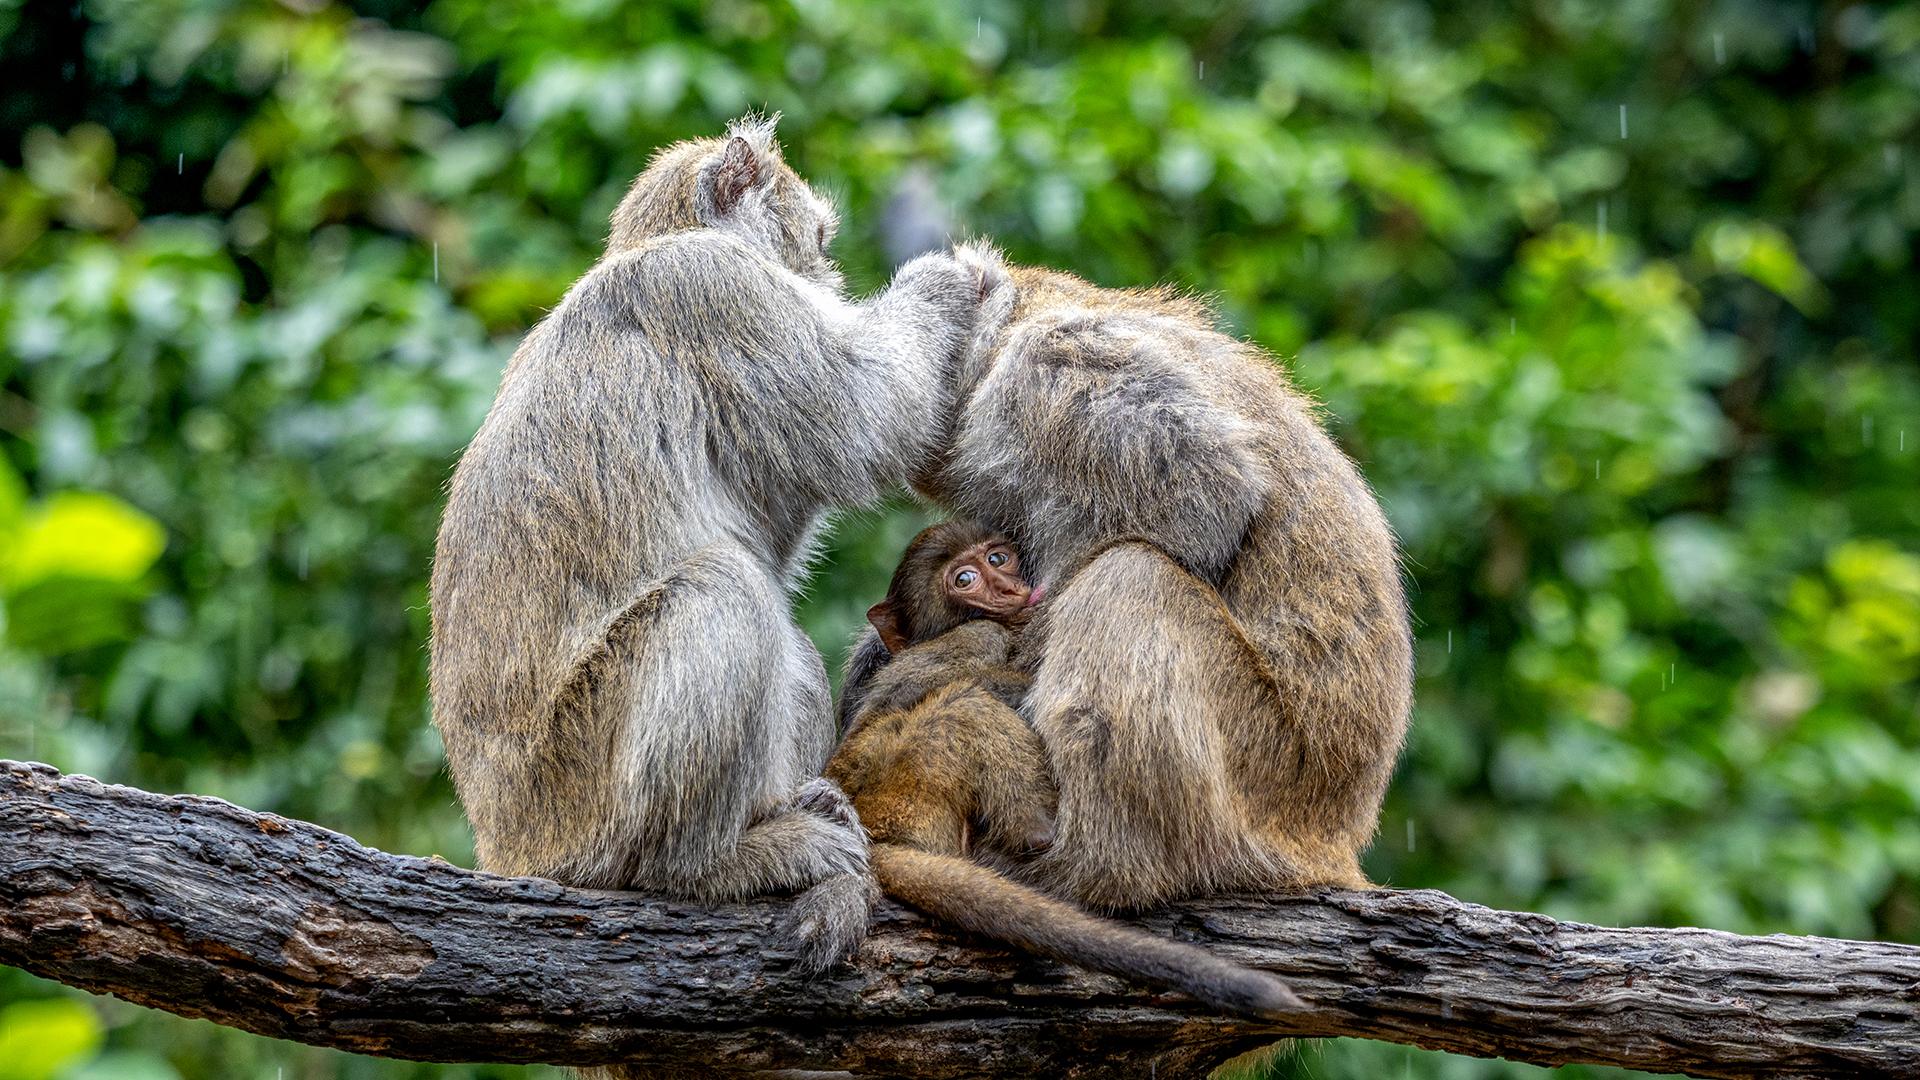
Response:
987,551,1009,568
954,569,978,588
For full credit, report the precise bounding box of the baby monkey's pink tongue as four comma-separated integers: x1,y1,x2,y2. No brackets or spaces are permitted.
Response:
1026,584,1047,606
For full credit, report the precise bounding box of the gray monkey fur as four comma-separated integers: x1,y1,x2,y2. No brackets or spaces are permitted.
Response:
429,115,985,973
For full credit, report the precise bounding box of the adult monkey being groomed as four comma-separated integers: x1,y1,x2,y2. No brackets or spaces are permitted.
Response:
841,246,1414,910
428,116,987,971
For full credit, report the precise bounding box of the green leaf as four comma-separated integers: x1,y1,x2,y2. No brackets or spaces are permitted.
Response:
3,492,165,593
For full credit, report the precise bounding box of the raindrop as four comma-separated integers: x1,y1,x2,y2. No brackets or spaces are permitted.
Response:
1595,459,1601,479
177,153,184,175
1619,104,1628,139
433,243,440,283
1901,429,1907,452
1406,818,1416,852
1712,32,1726,65
1197,60,1205,81
1597,200,1608,241
975,17,981,39
297,544,309,581
1446,629,1452,654
1510,317,1517,336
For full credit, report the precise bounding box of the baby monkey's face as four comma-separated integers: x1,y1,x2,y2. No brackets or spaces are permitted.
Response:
942,537,1032,621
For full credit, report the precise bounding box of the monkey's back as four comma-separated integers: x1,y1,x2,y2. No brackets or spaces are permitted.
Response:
428,244,787,877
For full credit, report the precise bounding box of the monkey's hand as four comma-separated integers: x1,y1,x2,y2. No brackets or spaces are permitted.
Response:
887,251,985,362
951,241,1017,393
952,239,1011,303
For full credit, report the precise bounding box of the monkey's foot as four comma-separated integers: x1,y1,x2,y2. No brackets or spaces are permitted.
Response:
773,777,877,973
779,870,879,975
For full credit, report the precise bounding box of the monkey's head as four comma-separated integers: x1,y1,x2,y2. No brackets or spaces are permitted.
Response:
607,113,842,289
867,520,1034,654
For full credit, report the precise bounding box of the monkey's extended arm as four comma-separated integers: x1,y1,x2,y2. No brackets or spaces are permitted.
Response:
600,237,980,521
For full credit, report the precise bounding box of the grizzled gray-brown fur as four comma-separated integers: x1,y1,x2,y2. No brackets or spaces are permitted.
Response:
428,115,987,974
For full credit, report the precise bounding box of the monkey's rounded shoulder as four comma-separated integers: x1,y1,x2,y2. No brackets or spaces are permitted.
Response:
571,229,789,306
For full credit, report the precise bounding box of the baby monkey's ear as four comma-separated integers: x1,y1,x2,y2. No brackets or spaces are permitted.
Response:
866,599,909,655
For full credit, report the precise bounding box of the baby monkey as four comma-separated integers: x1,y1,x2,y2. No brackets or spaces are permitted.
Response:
827,521,1299,1019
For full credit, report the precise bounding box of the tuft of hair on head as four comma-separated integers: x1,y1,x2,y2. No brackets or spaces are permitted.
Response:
725,110,782,155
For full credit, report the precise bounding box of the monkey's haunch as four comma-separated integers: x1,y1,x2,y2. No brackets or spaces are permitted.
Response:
871,844,1303,1019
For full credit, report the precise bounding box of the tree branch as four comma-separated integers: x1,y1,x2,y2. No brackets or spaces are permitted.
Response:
2,760,1915,1079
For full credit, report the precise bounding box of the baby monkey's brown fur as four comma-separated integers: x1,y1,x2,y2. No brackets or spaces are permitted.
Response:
827,521,1300,1020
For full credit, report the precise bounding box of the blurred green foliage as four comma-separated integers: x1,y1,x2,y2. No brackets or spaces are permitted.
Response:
0,1,1916,1077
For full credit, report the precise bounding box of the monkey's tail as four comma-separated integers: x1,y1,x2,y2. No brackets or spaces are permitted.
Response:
870,844,1302,1019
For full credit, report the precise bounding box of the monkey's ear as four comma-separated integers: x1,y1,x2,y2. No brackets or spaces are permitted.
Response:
702,116,778,219
867,600,909,655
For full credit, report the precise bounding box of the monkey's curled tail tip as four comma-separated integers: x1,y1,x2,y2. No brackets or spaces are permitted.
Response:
1184,949,1305,1020
1244,971,1308,1019
778,870,880,975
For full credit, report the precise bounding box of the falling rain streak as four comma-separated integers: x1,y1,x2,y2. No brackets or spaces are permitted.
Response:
1619,104,1628,139
1712,32,1725,65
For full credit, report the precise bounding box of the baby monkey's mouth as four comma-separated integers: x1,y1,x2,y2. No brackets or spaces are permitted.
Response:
1025,584,1047,607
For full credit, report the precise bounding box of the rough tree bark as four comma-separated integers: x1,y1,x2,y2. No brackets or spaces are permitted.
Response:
2,760,1916,1079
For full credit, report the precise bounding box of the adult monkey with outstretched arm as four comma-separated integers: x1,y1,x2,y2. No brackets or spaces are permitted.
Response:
428,116,988,973
838,247,1414,912
828,520,1302,1019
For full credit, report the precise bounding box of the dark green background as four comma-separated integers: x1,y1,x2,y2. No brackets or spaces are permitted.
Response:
0,1,1915,1077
